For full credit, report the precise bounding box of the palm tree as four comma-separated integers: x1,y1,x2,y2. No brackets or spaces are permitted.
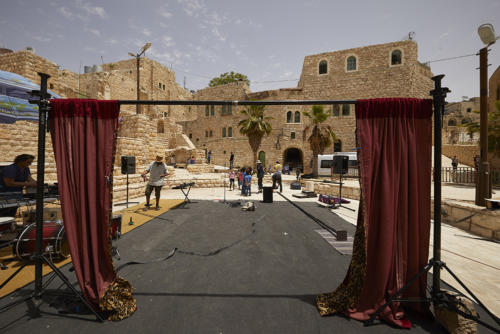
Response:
238,104,273,168
303,105,337,177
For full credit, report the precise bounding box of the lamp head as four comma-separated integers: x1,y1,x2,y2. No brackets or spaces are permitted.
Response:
140,42,152,54
478,23,499,45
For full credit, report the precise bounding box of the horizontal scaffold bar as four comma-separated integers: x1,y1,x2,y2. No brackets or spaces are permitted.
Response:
117,99,357,106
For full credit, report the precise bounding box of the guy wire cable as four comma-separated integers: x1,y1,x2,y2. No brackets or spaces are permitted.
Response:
275,192,339,239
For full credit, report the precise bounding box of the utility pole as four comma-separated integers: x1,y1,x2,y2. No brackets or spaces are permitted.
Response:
128,42,151,114
475,23,498,205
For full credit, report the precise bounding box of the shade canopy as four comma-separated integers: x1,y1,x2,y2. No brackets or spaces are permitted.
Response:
0,70,60,124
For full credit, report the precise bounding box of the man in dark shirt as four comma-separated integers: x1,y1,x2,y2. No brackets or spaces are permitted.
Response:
256,160,265,193
229,152,234,169
0,154,37,216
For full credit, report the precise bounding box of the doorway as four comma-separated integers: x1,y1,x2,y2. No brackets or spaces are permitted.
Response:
283,147,303,172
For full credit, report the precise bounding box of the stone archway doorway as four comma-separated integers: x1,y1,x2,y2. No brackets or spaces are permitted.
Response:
283,147,303,172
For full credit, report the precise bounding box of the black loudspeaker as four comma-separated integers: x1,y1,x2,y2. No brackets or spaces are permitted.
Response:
121,156,136,174
263,186,273,203
333,155,349,174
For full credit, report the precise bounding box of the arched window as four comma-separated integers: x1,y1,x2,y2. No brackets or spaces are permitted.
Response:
294,111,300,123
391,50,402,65
205,105,209,116
319,60,328,74
228,127,232,137
222,127,226,137
334,140,342,152
346,56,357,71
448,119,457,126
287,111,292,123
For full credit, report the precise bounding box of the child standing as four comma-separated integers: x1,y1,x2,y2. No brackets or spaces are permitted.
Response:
228,169,235,190
244,167,253,196
238,167,244,190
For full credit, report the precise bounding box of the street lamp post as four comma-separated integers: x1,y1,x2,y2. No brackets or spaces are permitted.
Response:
129,42,151,114
475,24,498,206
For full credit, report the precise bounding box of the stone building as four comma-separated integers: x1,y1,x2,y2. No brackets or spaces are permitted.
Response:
443,97,481,145
184,40,434,172
0,48,196,200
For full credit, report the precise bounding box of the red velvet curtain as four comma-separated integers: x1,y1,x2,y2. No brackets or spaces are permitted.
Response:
317,98,433,328
49,99,135,319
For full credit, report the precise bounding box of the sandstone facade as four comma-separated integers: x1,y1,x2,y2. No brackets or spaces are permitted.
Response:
443,98,480,145
0,49,196,199
184,40,434,173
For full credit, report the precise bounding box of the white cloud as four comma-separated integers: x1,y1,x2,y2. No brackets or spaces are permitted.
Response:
177,0,205,17
106,39,118,44
59,7,74,19
32,35,52,42
159,5,173,18
85,27,101,36
162,35,176,47
211,27,226,42
142,28,152,36
76,0,108,19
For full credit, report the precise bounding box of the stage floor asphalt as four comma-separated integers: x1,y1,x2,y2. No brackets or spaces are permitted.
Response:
0,199,497,333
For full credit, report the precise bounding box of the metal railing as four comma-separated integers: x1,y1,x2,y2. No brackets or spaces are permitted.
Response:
438,167,477,184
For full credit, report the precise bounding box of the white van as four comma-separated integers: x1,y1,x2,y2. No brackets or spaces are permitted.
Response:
317,152,358,176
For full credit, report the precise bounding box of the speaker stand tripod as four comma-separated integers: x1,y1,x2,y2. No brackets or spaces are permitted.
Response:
114,171,139,208
333,171,355,211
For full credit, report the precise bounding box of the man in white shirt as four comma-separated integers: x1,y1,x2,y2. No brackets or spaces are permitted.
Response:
141,155,169,210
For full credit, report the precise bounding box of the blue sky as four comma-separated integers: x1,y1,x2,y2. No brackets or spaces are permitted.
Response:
1,0,499,102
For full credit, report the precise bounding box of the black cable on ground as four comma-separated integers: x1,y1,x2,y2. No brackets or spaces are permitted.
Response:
116,215,267,271
275,191,339,239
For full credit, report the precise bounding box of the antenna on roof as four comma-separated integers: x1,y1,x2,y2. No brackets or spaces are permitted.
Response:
408,31,415,40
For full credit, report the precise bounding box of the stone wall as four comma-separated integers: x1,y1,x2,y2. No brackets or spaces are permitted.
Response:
0,49,194,200
442,145,479,168
184,40,433,173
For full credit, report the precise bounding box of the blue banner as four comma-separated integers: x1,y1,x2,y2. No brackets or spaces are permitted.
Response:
0,70,60,124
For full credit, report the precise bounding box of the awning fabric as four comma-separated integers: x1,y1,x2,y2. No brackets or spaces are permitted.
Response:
0,70,60,124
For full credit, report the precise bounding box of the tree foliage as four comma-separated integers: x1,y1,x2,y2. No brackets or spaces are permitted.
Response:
209,71,250,87
462,101,500,154
238,104,273,168
302,105,338,177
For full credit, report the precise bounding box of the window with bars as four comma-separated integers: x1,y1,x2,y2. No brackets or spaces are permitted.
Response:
228,127,232,137
205,105,209,116
287,111,292,123
211,105,215,116
222,127,226,137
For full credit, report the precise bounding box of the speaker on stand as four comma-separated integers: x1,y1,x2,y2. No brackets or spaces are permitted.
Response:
115,156,139,208
332,155,354,211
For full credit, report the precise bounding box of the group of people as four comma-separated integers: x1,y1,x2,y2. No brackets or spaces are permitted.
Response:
226,159,284,196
